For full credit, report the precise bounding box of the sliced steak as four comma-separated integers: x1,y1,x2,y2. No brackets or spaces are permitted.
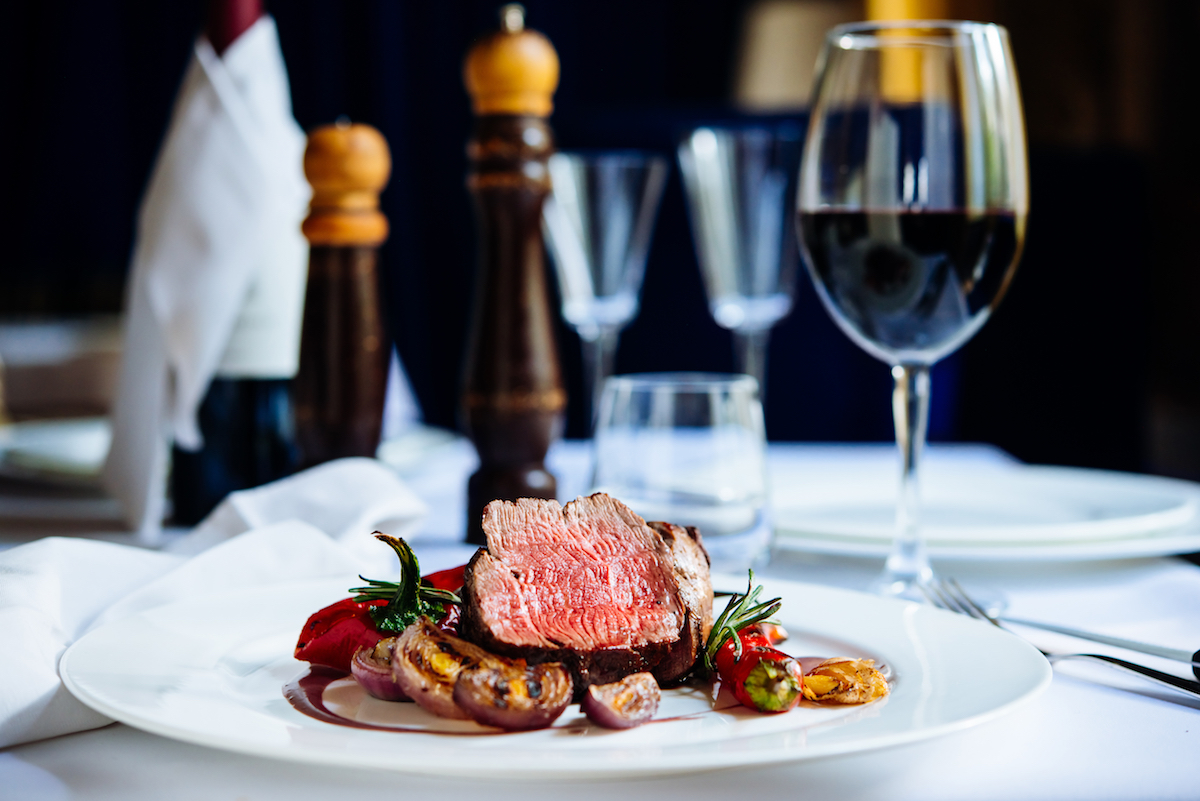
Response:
460,493,712,690
646,520,712,679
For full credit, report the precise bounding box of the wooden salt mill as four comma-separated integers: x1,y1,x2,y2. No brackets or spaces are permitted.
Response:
295,121,392,468
462,5,565,543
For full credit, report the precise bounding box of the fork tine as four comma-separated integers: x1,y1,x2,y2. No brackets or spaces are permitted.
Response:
918,582,944,609
945,578,1004,628
928,580,978,618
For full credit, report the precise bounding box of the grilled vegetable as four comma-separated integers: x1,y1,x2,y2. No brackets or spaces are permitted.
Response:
580,672,661,729
294,535,462,673
702,573,804,713
422,563,467,592
393,616,573,729
454,661,573,731
802,658,889,704
392,617,493,719
351,637,410,701
714,629,804,712
294,597,386,672
759,622,789,645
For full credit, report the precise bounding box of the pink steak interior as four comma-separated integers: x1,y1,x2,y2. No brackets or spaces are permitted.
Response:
474,497,683,649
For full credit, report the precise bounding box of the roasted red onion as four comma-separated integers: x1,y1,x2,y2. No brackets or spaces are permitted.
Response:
453,661,573,731
392,617,493,719
390,616,574,729
580,672,661,729
350,637,410,701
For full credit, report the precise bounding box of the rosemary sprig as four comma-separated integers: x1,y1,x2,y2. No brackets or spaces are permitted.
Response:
701,570,782,675
349,534,460,633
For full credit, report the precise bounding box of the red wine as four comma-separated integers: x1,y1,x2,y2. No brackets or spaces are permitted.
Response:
798,210,1022,362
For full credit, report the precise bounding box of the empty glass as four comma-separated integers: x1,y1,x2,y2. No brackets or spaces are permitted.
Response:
677,126,802,396
591,373,770,574
542,151,669,428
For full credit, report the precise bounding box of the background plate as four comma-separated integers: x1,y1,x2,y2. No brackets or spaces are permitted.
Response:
773,458,1200,559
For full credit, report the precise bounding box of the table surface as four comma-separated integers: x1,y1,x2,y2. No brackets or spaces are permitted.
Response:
3,440,1199,801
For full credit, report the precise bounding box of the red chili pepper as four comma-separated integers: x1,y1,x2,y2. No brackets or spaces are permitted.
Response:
294,597,385,672
715,625,804,713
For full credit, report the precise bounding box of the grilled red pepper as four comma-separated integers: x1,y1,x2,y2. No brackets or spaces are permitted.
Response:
294,597,385,672
293,535,463,672
422,563,466,592
703,573,804,713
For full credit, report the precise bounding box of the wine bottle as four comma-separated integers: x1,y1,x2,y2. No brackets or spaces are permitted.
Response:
170,0,308,524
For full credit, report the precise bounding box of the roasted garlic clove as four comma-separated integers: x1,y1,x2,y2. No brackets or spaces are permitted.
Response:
802,657,889,704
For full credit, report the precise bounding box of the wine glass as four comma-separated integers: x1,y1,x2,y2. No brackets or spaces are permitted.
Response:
542,151,669,429
677,126,802,397
797,21,1028,600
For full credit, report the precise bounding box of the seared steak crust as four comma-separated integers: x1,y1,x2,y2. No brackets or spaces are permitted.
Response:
646,521,713,680
461,494,713,690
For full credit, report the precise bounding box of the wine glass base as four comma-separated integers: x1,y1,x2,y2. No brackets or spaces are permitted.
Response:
869,571,1010,617
869,571,933,603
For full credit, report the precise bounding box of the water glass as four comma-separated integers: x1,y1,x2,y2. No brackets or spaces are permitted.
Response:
591,373,770,574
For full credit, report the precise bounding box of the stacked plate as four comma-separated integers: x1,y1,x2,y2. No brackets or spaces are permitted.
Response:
770,445,1200,561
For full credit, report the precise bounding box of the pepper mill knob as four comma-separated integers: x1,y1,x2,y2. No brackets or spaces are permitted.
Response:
463,4,560,117
302,121,391,247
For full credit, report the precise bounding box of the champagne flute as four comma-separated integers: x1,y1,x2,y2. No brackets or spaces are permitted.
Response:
797,21,1028,600
678,126,801,397
542,151,669,429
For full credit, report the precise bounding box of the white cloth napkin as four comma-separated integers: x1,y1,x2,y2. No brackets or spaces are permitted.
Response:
0,458,427,749
169,457,428,568
103,15,309,537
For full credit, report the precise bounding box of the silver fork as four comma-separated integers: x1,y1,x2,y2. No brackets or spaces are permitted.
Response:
923,578,1200,698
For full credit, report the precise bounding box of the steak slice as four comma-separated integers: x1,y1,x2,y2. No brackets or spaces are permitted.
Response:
461,494,712,689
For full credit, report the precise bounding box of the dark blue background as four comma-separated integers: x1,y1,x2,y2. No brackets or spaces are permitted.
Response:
0,1,1148,470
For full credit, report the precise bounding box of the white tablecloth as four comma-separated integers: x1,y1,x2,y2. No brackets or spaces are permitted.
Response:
3,441,1198,800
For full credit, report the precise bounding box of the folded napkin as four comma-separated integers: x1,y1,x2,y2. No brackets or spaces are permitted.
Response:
169,456,428,569
0,458,426,749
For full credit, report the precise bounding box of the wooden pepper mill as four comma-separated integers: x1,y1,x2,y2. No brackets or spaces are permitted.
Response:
462,5,565,543
295,121,392,468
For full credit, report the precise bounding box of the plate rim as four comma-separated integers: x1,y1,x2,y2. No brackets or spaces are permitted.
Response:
60,575,1052,778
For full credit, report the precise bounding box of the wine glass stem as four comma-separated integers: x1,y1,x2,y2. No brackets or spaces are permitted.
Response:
583,327,620,433
734,329,770,396
879,363,933,596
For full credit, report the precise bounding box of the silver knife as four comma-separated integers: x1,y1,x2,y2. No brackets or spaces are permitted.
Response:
1002,616,1200,678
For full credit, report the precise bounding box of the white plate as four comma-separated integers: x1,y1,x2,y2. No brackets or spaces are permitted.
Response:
60,575,1050,779
773,459,1200,560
